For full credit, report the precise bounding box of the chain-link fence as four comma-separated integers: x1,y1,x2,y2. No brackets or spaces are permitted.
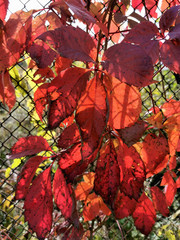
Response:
0,0,180,239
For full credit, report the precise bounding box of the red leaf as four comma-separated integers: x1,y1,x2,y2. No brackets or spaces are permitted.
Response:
38,26,97,62
58,143,85,183
60,114,74,127
132,0,158,18
34,67,55,80
15,156,48,200
150,186,169,217
55,56,72,75
160,40,180,74
76,73,107,158
104,75,141,130
8,136,52,159
64,0,96,25
53,167,74,219
48,68,90,129
57,123,80,149
58,142,96,183
114,191,136,219
159,5,180,33
0,71,16,111
58,142,81,166
176,177,180,188
139,133,169,177
117,120,148,147
0,10,33,70
34,83,49,121
161,171,177,206
94,139,120,206
132,193,156,235
0,0,9,21
118,143,146,200
103,42,154,87
24,167,53,240
28,39,58,68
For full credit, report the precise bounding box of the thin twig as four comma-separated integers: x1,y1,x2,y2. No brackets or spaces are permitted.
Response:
116,219,125,240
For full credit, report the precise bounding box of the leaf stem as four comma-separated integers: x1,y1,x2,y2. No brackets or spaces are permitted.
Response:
148,85,156,114
116,219,125,240
95,0,115,63
89,219,95,240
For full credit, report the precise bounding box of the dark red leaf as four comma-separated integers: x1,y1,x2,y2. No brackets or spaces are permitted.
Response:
38,26,97,62
103,42,154,87
34,67,55,79
94,140,120,207
141,40,160,65
53,167,74,219
124,21,159,45
169,23,180,42
15,156,48,200
117,120,148,147
150,186,169,217
24,167,53,240
159,5,180,33
0,0,9,21
62,224,84,240
28,39,58,68
139,133,169,177
48,68,90,129
123,21,160,64
114,191,136,219
118,142,146,200
64,0,96,25
104,75,142,130
160,40,180,74
76,73,107,158
8,136,52,159
57,123,80,149
132,193,156,235
0,71,16,111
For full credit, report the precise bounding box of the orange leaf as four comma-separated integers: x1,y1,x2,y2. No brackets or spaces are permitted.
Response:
161,99,180,118
139,133,169,177
76,73,107,158
104,75,141,129
75,172,95,201
163,113,180,158
83,193,111,221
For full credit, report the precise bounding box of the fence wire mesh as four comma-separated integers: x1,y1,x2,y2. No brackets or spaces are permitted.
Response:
0,0,180,239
